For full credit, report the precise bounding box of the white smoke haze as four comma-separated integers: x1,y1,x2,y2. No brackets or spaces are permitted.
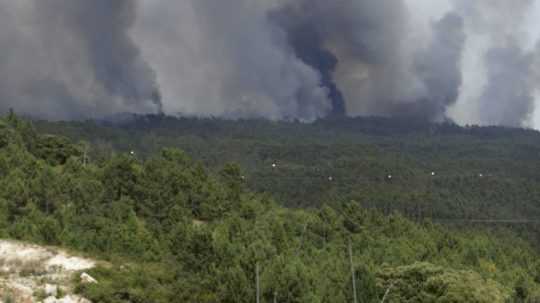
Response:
447,0,539,127
0,0,539,127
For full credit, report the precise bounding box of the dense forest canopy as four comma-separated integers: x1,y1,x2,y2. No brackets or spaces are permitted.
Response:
35,114,540,222
0,114,540,302
0,112,533,302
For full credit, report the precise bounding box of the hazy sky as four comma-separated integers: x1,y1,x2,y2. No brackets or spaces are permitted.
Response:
0,0,539,129
527,1,540,129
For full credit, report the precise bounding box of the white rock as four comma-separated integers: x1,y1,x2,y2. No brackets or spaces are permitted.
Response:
61,295,92,303
80,272,98,284
0,240,97,303
44,284,58,297
46,253,95,272
44,295,92,303
44,296,58,303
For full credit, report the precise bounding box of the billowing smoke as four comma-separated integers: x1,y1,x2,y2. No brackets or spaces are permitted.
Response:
133,0,331,121
410,13,465,121
452,0,539,127
269,4,346,117
0,0,539,127
52,0,163,114
270,0,425,118
0,0,161,119
478,43,536,127
134,0,467,121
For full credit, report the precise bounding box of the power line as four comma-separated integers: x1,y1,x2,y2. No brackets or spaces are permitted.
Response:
432,219,540,224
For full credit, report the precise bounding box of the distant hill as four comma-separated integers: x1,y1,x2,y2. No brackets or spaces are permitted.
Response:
34,115,540,222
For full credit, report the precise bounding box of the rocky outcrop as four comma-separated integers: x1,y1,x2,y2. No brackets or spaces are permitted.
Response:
79,273,97,285
0,240,96,303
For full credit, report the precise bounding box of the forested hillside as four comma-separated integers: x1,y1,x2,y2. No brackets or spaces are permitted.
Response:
36,114,540,223
0,113,537,302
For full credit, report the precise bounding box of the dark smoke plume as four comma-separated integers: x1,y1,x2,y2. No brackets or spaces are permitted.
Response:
0,0,162,119
269,0,410,118
56,0,163,113
269,1,465,121
269,4,346,117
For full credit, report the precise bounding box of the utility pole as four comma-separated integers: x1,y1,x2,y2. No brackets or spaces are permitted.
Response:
380,282,394,303
295,223,308,257
81,143,89,167
349,239,358,303
256,262,260,303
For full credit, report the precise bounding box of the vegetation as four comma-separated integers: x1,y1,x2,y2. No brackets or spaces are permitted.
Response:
0,113,539,302
35,114,540,220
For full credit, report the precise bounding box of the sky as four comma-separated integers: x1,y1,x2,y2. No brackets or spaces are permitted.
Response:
0,0,539,129
527,1,540,128
407,0,540,128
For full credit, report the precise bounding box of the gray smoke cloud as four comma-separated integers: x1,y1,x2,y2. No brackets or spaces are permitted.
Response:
269,2,349,116
0,0,538,126
410,13,465,121
452,0,539,127
133,0,331,121
269,0,421,118
478,42,536,127
56,0,163,114
135,0,466,121
0,0,161,119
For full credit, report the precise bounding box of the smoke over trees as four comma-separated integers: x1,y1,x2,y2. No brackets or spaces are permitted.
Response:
0,0,538,127
55,0,163,114
0,0,161,119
